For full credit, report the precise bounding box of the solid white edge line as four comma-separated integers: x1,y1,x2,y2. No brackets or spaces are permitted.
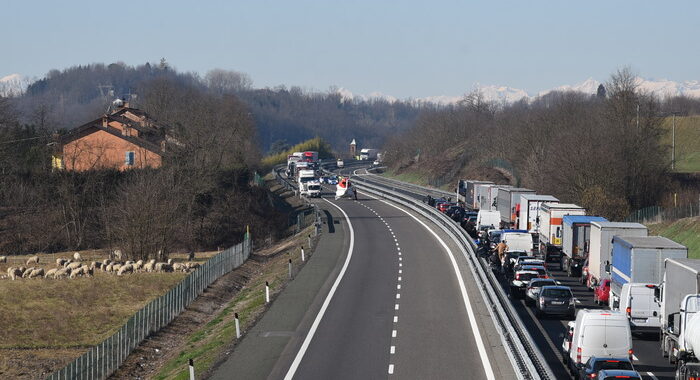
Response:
283,198,355,380
368,193,496,380
646,371,658,380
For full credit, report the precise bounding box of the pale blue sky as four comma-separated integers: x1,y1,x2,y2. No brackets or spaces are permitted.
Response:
2,0,698,98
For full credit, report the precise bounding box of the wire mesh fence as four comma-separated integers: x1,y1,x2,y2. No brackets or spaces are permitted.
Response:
46,235,251,380
625,203,700,224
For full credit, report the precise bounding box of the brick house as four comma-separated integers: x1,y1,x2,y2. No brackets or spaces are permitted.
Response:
55,103,176,171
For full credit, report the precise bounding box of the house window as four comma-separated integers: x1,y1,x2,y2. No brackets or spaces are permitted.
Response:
125,151,135,166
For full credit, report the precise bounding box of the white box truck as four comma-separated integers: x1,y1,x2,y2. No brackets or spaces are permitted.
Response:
476,184,495,211
458,180,493,209
297,169,317,196
538,203,585,269
487,185,512,213
562,310,632,371
586,222,648,290
610,236,687,332
496,187,535,227
659,258,700,374
518,194,559,233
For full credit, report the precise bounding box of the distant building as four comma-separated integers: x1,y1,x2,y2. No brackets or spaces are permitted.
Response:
54,102,177,171
349,138,356,157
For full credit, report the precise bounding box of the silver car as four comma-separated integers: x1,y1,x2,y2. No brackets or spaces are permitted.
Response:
525,278,557,306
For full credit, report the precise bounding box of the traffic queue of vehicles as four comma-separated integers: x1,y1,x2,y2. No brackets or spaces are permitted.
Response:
452,178,698,379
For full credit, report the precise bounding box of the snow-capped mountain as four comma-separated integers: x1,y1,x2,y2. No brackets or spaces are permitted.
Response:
0,73,31,97
335,77,700,106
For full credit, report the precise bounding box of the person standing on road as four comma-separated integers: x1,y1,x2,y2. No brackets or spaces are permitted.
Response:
496,240,508,263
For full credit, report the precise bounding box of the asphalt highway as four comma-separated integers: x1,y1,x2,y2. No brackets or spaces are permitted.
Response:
288,192,491,379
357,171,677,380
211,178,515,379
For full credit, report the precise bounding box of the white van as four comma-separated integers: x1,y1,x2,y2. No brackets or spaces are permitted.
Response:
501,231,534,255
563,310,633,372
477,210,501,230
615,283,660,333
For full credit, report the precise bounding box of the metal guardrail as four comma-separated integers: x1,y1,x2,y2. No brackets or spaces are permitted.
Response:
272,166,322,235
350,175,555,380
46,236,252,380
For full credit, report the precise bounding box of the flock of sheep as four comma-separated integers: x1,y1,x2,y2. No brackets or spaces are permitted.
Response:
0,252,201,281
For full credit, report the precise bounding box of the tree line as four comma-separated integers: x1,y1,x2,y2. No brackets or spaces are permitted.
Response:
0,77,286,259
384,68,692,220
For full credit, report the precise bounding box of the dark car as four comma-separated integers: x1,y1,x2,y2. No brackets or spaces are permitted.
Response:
535,285,575,319
525,278,557,306
578,357,634,380
595,369,641,380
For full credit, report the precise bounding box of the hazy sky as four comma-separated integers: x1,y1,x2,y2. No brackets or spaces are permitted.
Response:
3,0,698,98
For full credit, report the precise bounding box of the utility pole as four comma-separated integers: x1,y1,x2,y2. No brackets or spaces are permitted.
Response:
672,113,676,171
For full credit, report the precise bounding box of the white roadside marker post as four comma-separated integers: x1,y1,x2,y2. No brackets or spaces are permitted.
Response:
189,359,195,380
301,246,305,262
289,259,293,279
235,313,241,339
265,281,270,303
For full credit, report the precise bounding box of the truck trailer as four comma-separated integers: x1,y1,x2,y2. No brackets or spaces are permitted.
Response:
517,194,559,233
496,187,536,227
561,215,608,277
586,222,648,289
359,148,379,160
475,183,495,211
538,203,585,268
457,180,493,210
611,236,687,300
659,258,700,374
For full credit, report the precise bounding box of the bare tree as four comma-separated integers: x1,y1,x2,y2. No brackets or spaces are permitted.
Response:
205,69,253,94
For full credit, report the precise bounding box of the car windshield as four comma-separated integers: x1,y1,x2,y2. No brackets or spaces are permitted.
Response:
542,289,572,298
593,360,634,371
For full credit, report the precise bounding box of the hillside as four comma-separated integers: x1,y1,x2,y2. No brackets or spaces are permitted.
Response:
647,217,700,259
661,115,700,172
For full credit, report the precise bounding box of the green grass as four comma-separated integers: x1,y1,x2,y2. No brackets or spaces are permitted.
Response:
661,116,700,173
647,217,700,258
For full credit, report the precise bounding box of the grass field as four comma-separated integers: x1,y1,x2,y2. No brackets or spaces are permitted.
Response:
647,217,700,259
0,250,212,378
661,115,700,173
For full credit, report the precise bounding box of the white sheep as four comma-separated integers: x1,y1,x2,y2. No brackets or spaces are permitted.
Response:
143,259,156,272
7,267,22,281
185,262,200,270
134,260,144,271
66,262,82,271
25,256,39,265
167,258,173,265
155,262,173,272
63,259,72,267
45,268,58,278
54,268,69,279
0,256,6,263
69,267,84,279
117,264,134,276
102,259,110,266
56,258,68,267
112,263,122,272
28,268,44,278
73,252,82,261
82,265,93,277
22,267,36,278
